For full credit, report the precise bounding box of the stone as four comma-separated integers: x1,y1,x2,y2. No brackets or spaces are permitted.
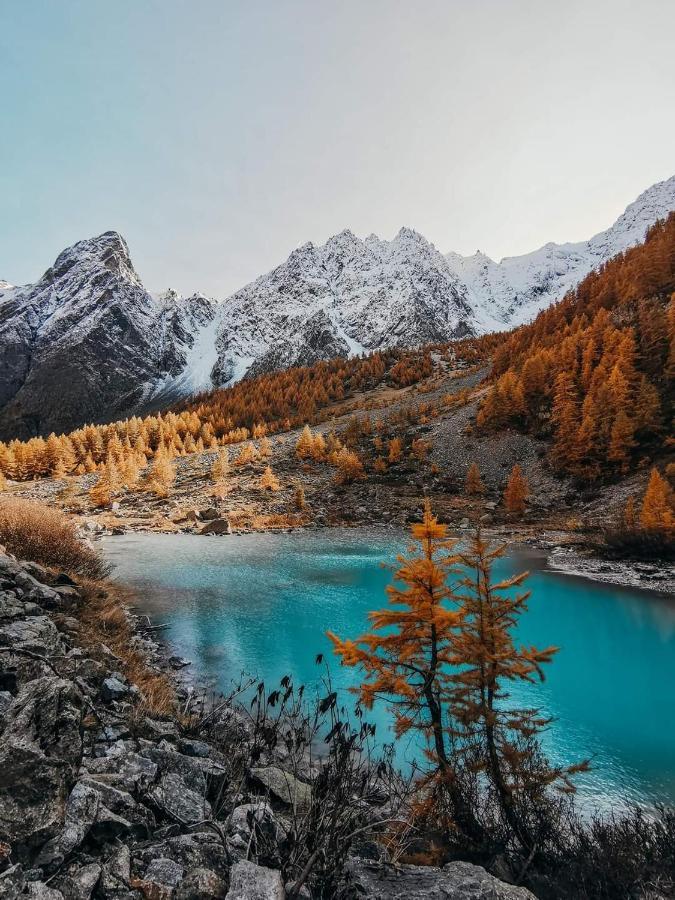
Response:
200,518,232,536
141,746,227,799
54,863,101,900
34,783,100,872
177,739,210,758
13,571,61,609
344,859,537,899
147,773,211,825
175,868,227,900
100,677,129,704
199,508,220,522
144,858,184,888
0,864,25,900
24,883,64,900
100,845,130,895
82,751,158,792
249,767,312,811
229,802,278,844
0,677,83,850
225,861,283,900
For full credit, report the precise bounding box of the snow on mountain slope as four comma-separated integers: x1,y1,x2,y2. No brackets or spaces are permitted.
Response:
212,226,473,383
0,233,216,439
1,175,673,439
446,175,675,329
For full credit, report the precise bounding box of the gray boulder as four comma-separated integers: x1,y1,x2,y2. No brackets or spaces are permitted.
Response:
0,864,25,900
24,883,64,900
175,868,227,900
53,863,101,900
34,783,99,872
147,772,211,825
345,859,537,899
0,677,83,849
249,767,311,811
82,751,158,793
100,677,129,704
225,861,284,900
134,833,229,881
100,845,130,896
144,857,184,888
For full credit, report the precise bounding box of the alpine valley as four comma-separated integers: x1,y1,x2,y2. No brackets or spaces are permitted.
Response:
1,175,674,439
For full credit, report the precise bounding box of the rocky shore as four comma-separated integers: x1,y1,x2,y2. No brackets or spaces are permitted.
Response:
0,547,535,899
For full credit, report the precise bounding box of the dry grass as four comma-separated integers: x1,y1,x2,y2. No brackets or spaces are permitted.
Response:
76,579,176,718
0,496,111,579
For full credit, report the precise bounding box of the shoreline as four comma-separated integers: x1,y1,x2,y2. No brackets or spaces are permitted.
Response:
98,521,675,599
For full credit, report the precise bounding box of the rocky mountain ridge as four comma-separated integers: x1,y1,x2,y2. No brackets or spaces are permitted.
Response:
1,175,674,439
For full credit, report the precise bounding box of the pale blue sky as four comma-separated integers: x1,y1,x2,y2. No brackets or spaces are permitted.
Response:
1,0,674,296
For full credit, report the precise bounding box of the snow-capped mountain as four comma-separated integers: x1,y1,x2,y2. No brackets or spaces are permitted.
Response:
1,175,673,439
447,175,675,330
0,233,217,439
212,226,474,384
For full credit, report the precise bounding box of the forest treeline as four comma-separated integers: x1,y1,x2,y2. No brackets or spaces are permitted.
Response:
0,342,487,482
478,214,675,482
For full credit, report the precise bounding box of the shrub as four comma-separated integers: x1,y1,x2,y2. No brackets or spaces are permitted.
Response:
0,497,111,579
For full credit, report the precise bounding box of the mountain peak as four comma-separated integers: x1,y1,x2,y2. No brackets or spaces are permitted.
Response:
46,230,141,287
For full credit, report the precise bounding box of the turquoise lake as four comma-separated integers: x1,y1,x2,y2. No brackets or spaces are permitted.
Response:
104,530,675,811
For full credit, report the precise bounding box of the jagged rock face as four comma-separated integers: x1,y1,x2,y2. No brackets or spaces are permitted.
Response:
0,233,216,440
213,227,474,384
1,176,673,439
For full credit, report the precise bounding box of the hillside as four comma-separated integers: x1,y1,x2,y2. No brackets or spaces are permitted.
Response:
478,213,675,483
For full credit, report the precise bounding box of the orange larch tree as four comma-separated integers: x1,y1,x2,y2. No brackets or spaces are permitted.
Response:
452,533,588,853
328,501,482,843
503,465,529,517
465,462,485,496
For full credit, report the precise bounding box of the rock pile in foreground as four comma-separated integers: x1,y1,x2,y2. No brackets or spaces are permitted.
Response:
0,549,535,899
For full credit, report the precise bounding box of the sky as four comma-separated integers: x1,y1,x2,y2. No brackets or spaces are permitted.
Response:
1,0,674,297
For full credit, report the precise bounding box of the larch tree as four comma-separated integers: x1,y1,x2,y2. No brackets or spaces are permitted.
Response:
452,532,588,854
147,447,176,498
259,466,280,491
332,447,365,485
388,437,403,464
211,448,230,481
329,500,483,844
235,443,258,467
465,462,485,496
503,465,529,517
295,425,315,459
294,483,306,510
639,468,674,532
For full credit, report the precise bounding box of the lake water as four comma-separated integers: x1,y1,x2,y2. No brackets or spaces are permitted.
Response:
103,530,675,811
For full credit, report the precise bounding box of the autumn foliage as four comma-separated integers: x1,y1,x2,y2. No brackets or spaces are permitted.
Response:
607,467,675,558
329,502,585,854
478,214,675,481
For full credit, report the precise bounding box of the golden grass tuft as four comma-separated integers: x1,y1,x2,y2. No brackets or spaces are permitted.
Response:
76,579,176,718
0,497,111,579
